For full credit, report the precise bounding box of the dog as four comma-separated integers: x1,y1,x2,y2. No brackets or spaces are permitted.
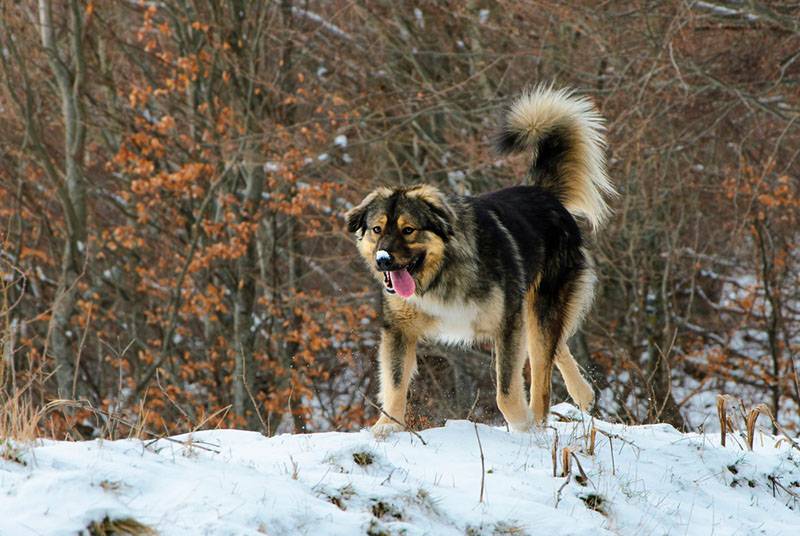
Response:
346,86,615,438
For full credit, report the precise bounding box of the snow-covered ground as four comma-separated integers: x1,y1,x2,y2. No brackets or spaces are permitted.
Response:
2,403,799,535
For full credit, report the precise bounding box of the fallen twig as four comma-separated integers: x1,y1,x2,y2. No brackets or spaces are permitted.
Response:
554,477,570,508
594,427,640,453
551,428,559,478
466,388,481,422
474,422,485,503
609,436,615,476
768,475,800,500
571,452,591,487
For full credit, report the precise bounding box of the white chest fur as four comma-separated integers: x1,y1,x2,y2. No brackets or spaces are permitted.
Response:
409,291,502,345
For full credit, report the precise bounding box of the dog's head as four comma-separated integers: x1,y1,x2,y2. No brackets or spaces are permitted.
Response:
346,185,455,298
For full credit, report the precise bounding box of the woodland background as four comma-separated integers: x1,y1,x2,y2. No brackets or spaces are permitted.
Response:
0,0,798,439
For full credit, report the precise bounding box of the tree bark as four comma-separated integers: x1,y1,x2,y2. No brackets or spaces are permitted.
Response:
232,162,264,427
39,0,87,399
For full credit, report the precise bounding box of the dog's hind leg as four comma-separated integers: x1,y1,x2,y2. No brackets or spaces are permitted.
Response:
495,317,533,432
372,328,418,439
526,263,595,423
531,262,596,418
525,313,554,424
553,263,596,412
555,344,594,411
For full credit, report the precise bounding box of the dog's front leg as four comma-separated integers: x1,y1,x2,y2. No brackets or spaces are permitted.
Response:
372,328,417,439
495,322,533,432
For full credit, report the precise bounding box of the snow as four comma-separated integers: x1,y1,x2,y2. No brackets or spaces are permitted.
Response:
2,403,799,535
693,2,760,21
413,8,424,29
291,7,352,41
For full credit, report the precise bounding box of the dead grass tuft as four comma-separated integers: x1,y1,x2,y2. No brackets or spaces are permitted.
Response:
580,492,608,516
0,439,26,465
352,451,374,466
87,516,156,536
0,384,49,442
492,521,527,535
370,500,403,521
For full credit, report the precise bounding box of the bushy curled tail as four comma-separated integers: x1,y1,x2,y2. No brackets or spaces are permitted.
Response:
496,85,616,230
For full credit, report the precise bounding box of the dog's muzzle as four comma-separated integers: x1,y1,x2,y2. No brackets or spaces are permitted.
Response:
375,250,424,298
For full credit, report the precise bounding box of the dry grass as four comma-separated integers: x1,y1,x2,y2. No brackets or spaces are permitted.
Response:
0,387,45,442
717,395,800,453
561,447,572,478
87,516,156,536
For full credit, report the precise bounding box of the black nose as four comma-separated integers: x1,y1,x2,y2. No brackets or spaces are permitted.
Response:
376,251,393,271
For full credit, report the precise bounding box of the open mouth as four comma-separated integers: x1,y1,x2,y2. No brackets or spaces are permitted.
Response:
382,255,424,298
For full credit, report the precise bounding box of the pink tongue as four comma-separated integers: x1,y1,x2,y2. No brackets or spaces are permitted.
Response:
389,269,416,298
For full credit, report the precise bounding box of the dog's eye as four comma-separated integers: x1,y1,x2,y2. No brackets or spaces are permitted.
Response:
372,226,382,234
402,227,415,235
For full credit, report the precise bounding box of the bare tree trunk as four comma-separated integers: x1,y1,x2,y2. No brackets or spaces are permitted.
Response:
285,216,307,433
755,220,782,433
233,162,264,427
642,270,685,430
39,0,87,399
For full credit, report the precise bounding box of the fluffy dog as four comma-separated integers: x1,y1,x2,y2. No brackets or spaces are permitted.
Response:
346,86,615,437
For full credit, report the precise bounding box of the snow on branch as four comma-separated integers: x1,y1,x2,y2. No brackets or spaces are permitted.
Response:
292,7,353,41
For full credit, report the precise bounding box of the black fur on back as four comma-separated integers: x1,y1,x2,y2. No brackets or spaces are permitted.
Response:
495,125,571,200
431,185,587,356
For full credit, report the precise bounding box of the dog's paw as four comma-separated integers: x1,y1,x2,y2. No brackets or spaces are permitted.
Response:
371,421,405,440
507,418,535,433
571,379,595,412
575,382,594,411
506,407,535,432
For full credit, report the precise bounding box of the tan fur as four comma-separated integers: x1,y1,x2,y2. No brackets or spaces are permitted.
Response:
524,281,594,423
524,290,552,423
557,249,597,341
505,86,616,230
384,296,432,339
554,344,594,410
496,342,534,431
410,233,446,298
405,184,448,210
396,215,417,230
356,216,385,286
374,330,417,427
346,188,392,220
372,299,430,436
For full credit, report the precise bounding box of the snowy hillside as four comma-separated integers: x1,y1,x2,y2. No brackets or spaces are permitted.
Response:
2,404,799,535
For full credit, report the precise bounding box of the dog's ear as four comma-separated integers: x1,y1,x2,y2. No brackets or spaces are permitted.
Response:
406,185,456,239
426,204,455,239
345,190,383,235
